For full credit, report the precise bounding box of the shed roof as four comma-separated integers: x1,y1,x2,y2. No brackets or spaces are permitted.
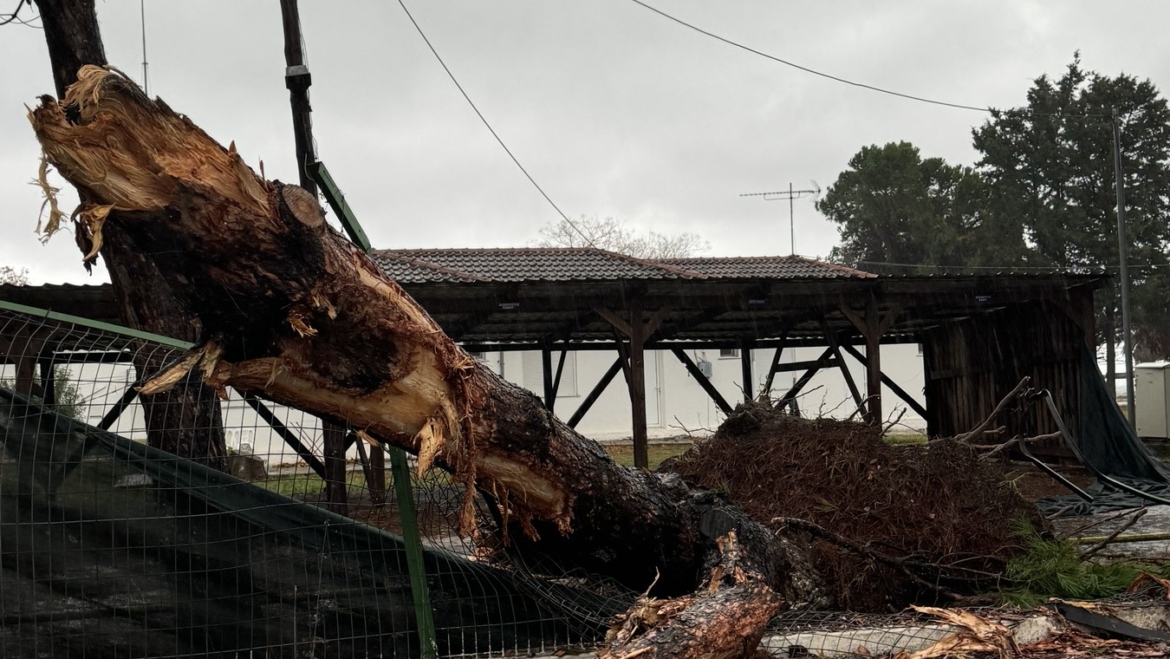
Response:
0,249,1106,350
372,248,873,284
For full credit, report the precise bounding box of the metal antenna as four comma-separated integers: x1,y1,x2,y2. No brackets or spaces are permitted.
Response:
740,182,820,256
140,0,148,95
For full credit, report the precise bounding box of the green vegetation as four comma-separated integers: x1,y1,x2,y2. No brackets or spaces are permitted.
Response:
883,432,928,446
0,366,86,419
1000,524,1170,607
603,442,692,469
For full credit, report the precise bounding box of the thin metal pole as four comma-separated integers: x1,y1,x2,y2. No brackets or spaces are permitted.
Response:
1113,108,1136,428
788,182,795,256
140,0,148,95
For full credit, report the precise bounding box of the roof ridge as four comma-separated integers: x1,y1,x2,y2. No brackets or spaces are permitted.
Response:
375,250,489,282
791,255,879,279
591,247,707,279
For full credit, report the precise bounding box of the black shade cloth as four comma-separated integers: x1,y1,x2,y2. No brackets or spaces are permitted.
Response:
0,387,619,658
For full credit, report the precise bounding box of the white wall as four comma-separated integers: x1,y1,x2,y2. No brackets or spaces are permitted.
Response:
2,342,926,469
479,343,927,440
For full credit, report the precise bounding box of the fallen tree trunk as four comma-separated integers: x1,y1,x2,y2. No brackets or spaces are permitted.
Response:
28,66,827,646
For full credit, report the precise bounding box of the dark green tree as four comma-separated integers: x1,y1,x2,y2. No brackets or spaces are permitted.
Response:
817,141,1029,274
973,55,1170,369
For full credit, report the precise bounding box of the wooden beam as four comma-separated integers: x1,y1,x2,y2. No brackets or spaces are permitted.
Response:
643,305,673,338
840,343,928,419
778,347,834,405
772,358,842,373
672,348,733,416
593,305,633,337
761,333,787,397
551,348,568,403
822,321,865,416
567,356,623,429
241,393,328,480
740,340,754,402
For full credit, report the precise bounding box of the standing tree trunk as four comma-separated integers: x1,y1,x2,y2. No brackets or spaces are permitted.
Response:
33,0,226,469
29,67,828,656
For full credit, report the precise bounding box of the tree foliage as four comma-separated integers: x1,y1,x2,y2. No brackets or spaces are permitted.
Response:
0,366,85,420
0,266,30,285
537,215,710,259
973,54,1170,358
817,142,1029,274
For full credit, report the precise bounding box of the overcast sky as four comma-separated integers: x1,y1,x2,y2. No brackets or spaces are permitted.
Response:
4,1,1170,284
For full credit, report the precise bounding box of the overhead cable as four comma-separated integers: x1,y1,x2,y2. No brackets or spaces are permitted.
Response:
395,0,594,246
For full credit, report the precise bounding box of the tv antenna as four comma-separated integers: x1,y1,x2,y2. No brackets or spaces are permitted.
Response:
140,0,149,95
740,182,820,256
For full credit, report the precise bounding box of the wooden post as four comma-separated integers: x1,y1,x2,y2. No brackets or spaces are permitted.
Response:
629,299,649,470
739,340,754,402
541,346,555,411
839,299,901,426
368,442,386,505
39,359,56,406
595,304,670,470
864,297,882,425
321,420,348,515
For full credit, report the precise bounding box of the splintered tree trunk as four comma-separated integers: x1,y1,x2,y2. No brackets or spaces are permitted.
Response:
29,67,825,656
34,0,227,469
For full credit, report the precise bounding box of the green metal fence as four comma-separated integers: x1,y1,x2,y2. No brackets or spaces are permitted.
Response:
0,301,632,657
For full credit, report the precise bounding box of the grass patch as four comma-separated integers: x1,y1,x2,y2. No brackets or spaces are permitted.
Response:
883,433,928,445
1000,524,1170,607
603,443,692,469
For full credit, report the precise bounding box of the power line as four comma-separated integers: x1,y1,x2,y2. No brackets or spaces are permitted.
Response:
856,260,1163,272
395,0,594,247
627,0,991,113
0,0,40,28
627,0,1113,120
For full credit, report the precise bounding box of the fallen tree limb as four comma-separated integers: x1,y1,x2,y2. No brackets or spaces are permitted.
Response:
28,65,826,630
1079,508,1148,559
599,532,782,659
954,377,1030,444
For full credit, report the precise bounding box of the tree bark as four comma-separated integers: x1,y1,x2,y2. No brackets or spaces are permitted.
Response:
29,66,827,656
33,0,227,469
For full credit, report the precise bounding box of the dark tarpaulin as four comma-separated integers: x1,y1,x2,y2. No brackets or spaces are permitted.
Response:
1037,348,1170,516
0,387,619,658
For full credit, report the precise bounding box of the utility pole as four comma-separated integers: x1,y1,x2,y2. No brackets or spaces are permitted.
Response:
279,0,317,195
740,182,820,256
1112,107,1136,428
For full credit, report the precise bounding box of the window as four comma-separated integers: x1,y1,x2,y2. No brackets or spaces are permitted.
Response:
521,351,578,397
469,351,486,361
719,348,740,359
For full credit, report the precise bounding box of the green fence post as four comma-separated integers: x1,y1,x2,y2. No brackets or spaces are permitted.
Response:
389,446,438,659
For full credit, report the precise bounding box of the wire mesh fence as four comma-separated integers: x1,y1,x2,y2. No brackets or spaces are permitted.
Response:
0,303,632,658
5,301,1124,659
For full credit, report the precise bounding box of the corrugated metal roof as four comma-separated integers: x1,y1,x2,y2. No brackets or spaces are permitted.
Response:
372,248,872,283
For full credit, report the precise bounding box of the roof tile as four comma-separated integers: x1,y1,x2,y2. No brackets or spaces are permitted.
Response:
371,248,871,283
